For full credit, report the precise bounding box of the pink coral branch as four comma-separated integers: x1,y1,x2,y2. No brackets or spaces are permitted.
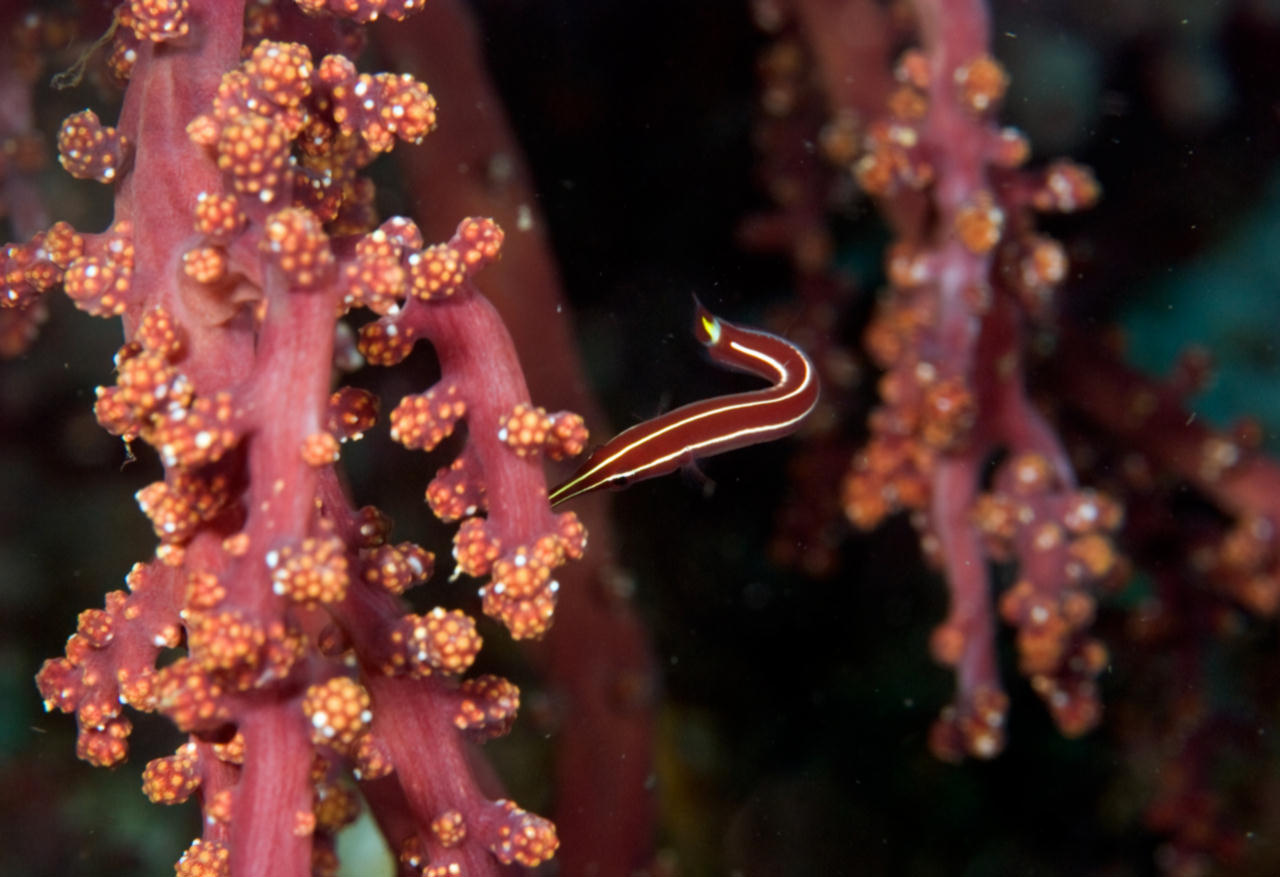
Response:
17,1,597,872
800,0,1122,758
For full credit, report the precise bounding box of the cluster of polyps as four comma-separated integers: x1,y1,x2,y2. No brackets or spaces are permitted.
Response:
836,31,1117,760
16,2,591,874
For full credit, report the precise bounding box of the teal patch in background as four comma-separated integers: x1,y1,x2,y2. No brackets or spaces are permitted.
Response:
1120,169,1280,452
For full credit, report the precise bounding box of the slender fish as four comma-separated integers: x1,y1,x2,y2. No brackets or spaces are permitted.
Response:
549,300,819,506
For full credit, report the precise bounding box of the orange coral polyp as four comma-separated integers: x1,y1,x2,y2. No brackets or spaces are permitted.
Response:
390,384,467,451
57,109,130,183
268,536,351,605
216,113,291,203
260,207,335,288
124,0,191,43
301,676,372,750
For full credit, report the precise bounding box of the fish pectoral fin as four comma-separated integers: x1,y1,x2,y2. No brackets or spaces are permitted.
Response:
680,458,716,500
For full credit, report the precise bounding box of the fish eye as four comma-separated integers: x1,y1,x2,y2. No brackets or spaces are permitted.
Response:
699,314,721,345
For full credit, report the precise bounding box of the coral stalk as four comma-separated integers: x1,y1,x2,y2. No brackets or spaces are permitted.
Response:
13,1,591,873
372,5,659,868
808,0,1120,757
